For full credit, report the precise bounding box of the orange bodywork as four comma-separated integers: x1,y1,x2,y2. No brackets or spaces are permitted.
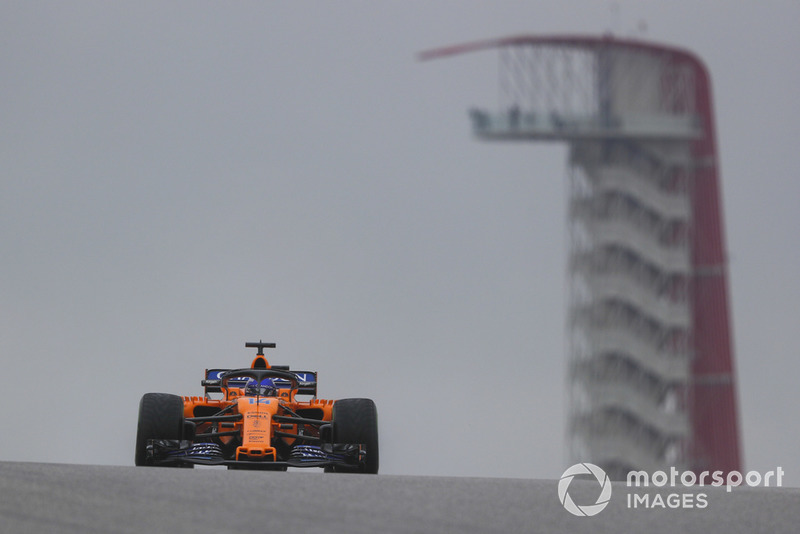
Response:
181,355,334,463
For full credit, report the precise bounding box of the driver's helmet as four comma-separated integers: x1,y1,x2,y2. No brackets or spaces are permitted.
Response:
244,377,278,397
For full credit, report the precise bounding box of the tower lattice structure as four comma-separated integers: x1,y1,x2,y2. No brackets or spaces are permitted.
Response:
422,35,741,478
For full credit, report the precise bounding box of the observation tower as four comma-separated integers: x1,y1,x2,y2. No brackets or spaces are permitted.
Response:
422,35,741,479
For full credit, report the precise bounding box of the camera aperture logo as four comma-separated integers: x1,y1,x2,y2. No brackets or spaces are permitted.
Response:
558,463,612,517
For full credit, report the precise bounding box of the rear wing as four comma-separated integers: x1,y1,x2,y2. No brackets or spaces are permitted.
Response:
202,368,318,397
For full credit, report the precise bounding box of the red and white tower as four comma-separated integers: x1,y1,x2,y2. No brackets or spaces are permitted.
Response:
423,35,741,478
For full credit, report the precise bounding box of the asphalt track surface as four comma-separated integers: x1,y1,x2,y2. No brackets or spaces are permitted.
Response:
1,462,798,534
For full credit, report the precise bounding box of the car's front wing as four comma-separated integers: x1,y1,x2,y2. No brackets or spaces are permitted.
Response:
145,440,362,469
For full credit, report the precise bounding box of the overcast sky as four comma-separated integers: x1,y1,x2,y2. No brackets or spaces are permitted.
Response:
2,1,798,485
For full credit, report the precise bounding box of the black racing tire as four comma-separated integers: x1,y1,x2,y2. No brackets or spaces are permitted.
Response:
331,398,379,474
135,393,185,467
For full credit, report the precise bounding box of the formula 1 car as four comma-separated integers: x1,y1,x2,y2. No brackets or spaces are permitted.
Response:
134,341,378,473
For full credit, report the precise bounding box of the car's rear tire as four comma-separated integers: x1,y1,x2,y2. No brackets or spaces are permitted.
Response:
330,398,379,474
135,393,185,466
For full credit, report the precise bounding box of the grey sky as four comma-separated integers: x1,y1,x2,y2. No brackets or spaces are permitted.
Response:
1,1,798,484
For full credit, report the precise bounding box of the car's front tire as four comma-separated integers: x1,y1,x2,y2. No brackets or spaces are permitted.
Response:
135,393,185,466
330,398,379,474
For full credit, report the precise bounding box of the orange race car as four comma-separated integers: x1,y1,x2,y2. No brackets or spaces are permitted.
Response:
134,341,379,473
